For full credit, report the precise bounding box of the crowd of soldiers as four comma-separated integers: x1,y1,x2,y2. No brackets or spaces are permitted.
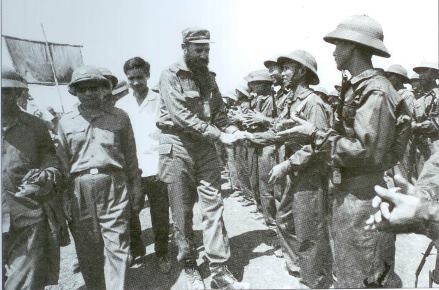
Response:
2,13,439,290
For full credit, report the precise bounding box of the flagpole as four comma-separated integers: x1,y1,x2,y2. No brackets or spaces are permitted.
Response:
41,23,65,113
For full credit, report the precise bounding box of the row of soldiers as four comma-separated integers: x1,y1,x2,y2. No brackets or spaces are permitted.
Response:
2,13,438,290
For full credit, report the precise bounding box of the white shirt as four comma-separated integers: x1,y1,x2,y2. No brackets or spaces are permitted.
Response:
116,89,161,177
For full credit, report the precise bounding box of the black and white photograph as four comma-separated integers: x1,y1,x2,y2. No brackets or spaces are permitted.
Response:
1,0,438,289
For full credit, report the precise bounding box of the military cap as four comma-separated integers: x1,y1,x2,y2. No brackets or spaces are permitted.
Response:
277,50,320,85
98,67,118,89
112,80,129,96
182,27,213,44
385,64,409,82
324,15,390,58
245,69,272,83
68,65,111,96
2,66,28,89
413,61,439,74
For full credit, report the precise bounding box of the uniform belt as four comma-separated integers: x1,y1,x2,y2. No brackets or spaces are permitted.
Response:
71,167,120,178
158,126,185,135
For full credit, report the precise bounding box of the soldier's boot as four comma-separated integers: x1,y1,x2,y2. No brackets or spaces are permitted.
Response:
210,265,250,289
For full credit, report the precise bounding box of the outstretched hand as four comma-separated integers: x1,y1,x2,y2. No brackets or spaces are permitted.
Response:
365,175,423,233
276,116,316,139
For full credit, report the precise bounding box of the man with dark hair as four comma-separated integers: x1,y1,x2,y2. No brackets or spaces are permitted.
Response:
157,27,250,290
2,67,63,289
123,56,151,76
117,56,171,272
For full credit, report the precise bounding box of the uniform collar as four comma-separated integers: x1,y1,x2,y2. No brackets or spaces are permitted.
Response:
74,104,117,119
293,85,313,101
350,69,381,86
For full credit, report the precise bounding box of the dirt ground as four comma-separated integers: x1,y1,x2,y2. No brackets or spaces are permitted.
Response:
48,178,438,289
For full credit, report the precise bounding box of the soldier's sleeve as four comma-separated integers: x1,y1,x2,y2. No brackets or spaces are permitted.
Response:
401,90,416,116
211,86,238,133
35,120,60,172
55,122,72,176
314,89,396,168
159,69,222,141
414,151,439,201
303,99,330,130
418,201,439,247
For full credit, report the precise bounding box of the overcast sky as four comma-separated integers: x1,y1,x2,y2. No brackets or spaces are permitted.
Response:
2,0,438,111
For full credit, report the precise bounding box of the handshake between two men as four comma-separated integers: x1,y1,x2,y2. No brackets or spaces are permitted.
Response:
219,114,320,184
219,115,317,146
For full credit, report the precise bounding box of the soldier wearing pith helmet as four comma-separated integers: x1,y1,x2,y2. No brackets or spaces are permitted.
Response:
280,15,410,287
385,64,416,112
267,49,333,288
412,61,439,160
56,65,142,290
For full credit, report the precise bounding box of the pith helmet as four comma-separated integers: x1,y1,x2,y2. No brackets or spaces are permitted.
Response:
410,72,420,80
277,50,319,85
328,90,339,98
98,67,118,89
413,61,439,74
263,55,281,69
2,67,28,89
68,65,111,96
235,85,251,99
386,64,409,82
324,15,390,58
245,69,272,83
313,86,328,95
223,91,238,102
112,80,129,95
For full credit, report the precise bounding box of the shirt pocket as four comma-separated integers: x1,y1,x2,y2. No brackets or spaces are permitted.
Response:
184,90,206,119
65,127,87,152
93,128,117,148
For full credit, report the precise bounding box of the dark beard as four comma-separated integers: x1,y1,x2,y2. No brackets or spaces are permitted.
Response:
185,54,209,71
185,56,213,96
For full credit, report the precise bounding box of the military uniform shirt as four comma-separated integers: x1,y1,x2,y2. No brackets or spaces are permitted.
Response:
56,105,139,180
157,59,232,141
2,111,60,231
314,69,404,173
